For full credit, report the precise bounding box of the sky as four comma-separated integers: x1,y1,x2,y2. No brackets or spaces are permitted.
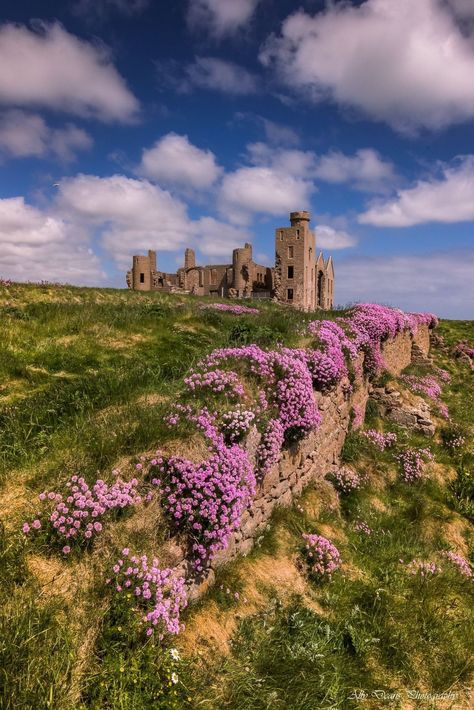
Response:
0,0,473,318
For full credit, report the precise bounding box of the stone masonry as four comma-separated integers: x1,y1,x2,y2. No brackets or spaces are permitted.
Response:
181,323,432,596
126,212,335,310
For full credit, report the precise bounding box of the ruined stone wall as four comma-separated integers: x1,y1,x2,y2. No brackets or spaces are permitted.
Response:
205,324,431,578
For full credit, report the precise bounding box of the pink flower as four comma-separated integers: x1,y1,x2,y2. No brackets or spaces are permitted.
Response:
62,545,71,554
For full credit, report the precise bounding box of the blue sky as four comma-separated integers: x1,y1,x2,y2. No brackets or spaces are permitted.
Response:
0,0,473,317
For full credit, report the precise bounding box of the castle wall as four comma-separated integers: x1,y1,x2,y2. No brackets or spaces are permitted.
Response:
187,324,431,594
127,212,332,304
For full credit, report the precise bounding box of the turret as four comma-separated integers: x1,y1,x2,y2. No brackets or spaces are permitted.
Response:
184,248,196,270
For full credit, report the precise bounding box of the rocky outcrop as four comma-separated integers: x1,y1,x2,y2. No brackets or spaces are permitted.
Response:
369,384,435,437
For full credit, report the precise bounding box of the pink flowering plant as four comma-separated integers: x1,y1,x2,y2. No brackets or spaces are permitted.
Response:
405,559,440,578
362,429,397,451
327,466,364,494
22,474,141,554
107,549,187,638
396,447,434,483
442,551,472,578
150,412,256,572
302,533,341,581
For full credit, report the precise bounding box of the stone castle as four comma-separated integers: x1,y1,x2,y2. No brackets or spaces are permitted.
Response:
126,211,334,310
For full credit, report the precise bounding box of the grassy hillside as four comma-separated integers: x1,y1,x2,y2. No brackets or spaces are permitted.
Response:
0,283,473,709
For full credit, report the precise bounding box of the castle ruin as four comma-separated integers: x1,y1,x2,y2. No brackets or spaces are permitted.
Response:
126,211,334,310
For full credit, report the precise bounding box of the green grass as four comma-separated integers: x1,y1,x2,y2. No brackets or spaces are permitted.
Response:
0,282,473,709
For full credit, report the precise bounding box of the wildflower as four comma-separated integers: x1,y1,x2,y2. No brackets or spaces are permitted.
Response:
22,523,30,534
62,545,71,554
302,533,341,580
171,673,179,684
170,648,180,661
31,519,41,530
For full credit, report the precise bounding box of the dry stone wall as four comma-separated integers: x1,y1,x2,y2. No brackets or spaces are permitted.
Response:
203,325,431,582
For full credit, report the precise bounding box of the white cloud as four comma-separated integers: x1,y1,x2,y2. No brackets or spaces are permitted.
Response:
260,0,474,131
314,149,396,192
246,142,316,176
335,250,474,319
57,174,192,266
359,156,474,226
187,0,261,37
260,117,299,146
0,22,139,122
315,225,357,250
56,173,252,267
194,217,251,258
183,57,258,95
0,196,104,284
220,166,313,221
138,133,222,189
0,110,92,161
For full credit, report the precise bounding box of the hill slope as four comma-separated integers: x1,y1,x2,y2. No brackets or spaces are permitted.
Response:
0,283,473,709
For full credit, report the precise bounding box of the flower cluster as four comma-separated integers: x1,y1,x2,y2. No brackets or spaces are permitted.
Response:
406,559,440,577
256,417,285,474
454,340,474,359
107,550,187,637
444,434,466,450
0,277,13,287
396,447,434,483
22,475,141,553
401,374,441,401
302,533,341,580
220,406,255,442
184,369,244,397
153,441,255,572
433,366,451,383
442,551,472,578
200,303,259,315
328,466,363,494
362,429,397,451
354,520,372,536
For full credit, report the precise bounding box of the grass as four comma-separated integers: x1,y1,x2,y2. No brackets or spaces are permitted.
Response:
0,282,473,709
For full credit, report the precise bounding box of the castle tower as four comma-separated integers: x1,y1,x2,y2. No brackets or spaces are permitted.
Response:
131,250,156,291
184,248,196,270
274,211,315,310
232,242,253,296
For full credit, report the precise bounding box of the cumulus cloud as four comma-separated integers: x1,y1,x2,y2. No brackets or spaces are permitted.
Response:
335,250,474,319
0,196,104,284
314,149,396,192
0,22,139,122
171,56,258,96
260,0,474,131
57,174,192,266
315,225,357,250
220,166,313,222
0,110,92,161
138,133,222,189
56,173,252,267
246,142,316,176
193,217,251,258
187,0,261,37
359,156,474,226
